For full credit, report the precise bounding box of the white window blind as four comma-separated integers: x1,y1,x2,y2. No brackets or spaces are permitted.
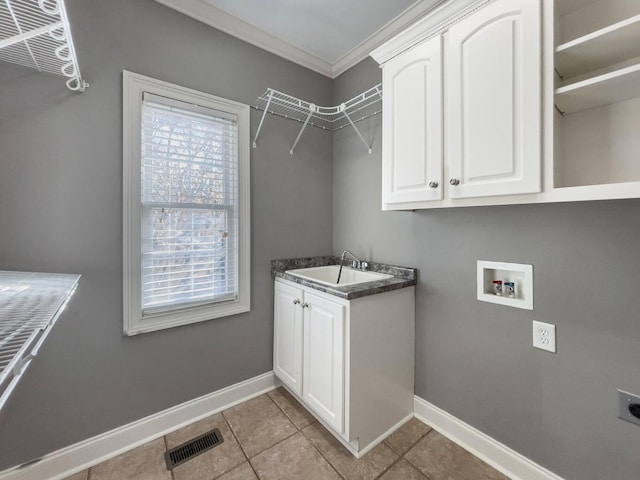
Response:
140,94,239,314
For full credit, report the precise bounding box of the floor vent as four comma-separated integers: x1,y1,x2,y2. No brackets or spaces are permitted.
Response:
165,428,224,470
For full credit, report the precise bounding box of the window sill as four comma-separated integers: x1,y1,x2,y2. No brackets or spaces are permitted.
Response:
124,299,250,336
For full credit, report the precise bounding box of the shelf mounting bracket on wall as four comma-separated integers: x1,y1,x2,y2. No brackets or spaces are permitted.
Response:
289,107,314,155
0,0,88,92
252,83,382,155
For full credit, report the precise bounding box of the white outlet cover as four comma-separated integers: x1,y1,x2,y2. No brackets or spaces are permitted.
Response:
533,320,556,353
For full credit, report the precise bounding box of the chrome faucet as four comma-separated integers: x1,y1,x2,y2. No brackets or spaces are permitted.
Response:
342,250,362,269
336,250,367,284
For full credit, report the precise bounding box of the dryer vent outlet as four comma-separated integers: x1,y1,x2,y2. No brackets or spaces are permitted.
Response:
617,389,640,427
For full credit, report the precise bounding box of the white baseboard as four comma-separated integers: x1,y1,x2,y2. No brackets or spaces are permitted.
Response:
0,372,278,480
354,413,414,458
0,380,564,480
413,395,564,480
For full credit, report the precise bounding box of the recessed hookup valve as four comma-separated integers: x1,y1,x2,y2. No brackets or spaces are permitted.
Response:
629,403,640,419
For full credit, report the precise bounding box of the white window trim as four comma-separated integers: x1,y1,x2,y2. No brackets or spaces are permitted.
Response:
123,71,250,336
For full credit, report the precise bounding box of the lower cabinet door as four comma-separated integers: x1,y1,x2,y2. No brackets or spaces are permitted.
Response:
273,281,304,396
302,291,346,433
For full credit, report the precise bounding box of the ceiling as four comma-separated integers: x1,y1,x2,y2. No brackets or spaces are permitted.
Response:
154,0,444,78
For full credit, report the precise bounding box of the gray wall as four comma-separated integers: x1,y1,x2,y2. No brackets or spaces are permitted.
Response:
0,0,333,469
333,58,640,480
3,1,640,477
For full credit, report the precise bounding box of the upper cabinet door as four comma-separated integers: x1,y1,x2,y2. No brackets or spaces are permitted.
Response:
446,0,541,199
382,35,443,206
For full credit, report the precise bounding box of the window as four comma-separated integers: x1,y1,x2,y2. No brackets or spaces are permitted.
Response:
123,72,250,335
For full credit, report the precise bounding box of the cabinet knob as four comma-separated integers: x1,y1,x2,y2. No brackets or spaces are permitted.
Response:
449,178,460,186
301,303,309,309
428,181,439,189
292,299,300,305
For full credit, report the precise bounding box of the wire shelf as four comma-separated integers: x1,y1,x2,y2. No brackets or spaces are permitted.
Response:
252,83,382,154
0,0,87,91
0,271,80,412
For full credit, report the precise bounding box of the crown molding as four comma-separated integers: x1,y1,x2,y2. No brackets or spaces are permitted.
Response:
332,0,448,77
155,0,455,79
370,0,493,65
155,0,334,77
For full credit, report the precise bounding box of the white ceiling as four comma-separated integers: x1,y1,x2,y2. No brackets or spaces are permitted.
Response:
155,0,444,78
203,0,419,64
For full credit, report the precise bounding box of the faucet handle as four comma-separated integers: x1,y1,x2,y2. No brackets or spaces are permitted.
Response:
361,262,368,271
351,260,360,269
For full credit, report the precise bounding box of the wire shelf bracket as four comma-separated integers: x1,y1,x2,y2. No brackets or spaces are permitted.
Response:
0,0,88,92
252,83,382,155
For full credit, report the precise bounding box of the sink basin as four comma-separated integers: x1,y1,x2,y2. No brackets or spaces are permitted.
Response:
286,265,393,287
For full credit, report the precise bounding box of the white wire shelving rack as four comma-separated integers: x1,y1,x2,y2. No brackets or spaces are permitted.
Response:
0,0,87,91
0,271,80,412
252,83,382,155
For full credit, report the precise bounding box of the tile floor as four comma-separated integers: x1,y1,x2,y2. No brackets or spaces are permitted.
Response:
65,388,509,480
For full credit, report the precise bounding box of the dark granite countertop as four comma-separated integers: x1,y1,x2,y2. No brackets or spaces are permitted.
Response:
271,256,417,300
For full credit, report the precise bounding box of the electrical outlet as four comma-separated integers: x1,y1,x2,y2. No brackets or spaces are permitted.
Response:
532,320,556,353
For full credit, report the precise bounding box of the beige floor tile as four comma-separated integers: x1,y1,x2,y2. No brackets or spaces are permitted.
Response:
165,413,246,480
384,417,432,456
378,459,428,480
88,438,170,480
302,422,398,480
216,462,259,480
223,394,297,458
250,432,341,480
405,431,509,480
62,471,89,480
268,387,316,429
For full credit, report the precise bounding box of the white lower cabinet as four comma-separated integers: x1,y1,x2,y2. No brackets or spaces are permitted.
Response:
273,281,304,396
302,290,345,432
273,278,415,456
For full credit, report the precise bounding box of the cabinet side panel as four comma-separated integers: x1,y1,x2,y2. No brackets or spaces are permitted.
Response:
348,287,415,450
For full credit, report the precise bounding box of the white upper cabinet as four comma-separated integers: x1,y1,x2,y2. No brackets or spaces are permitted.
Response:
372,0,548,210
382,35,443,205
374,0,640,208
551,0,640,200
446,0,541,199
